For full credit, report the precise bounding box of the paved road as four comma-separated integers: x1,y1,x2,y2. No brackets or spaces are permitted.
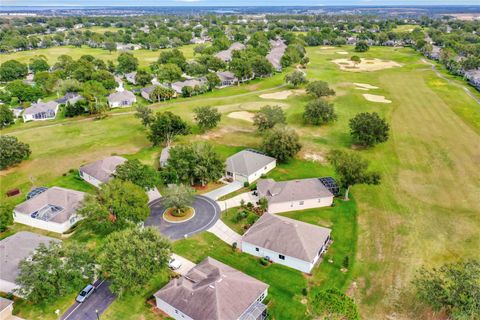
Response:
60,280,116,320
146,195,220,240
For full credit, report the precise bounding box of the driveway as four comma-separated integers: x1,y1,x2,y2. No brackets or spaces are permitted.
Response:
61,280,116,320
171,253,196,276
216,191,259,211
146,195,220,240
202,181,243,200
207,220,242,247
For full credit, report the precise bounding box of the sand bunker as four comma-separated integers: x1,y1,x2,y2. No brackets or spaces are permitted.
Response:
227,111,255,122
354,83,379,90
333,58,402,72
337,51,349,55
363,94,392,103
320,46,335,49
259,89,305,100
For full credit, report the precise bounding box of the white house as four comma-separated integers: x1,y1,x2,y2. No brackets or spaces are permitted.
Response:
225,149,276,184
242,214,331,273
256,178,334,214
22,101,59,122
0,232,60,294
13,187,85,233
79,156,127,188
154,257,269,320
107,90,136,108
216,71,238,88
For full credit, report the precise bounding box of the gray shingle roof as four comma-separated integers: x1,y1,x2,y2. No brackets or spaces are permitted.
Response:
226,150,276,177
171,79,206,94
0,231,60,283
23,101,59,115
266,39,287,70
257,178,333,204
216,71,238,82
154,257,268,320
214,42,246,61
243,214,331,262
14,187,85,224
79,156,127,184
107,90,136,103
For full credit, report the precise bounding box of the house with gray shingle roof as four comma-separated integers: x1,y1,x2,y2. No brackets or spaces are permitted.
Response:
242,214,331,273
13,187,86,233
107,90,136,108
79,156,127,188
266,39,287,72
256,178,334,214
225,149,276,184
214,42,246,62
216,71,238,87
154,257,269,320
22,101,59,122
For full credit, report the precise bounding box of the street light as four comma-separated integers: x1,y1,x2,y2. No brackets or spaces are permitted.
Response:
95,309,100,320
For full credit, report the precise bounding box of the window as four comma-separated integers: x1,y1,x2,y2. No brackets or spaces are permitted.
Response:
279,254,285,260
299,201,304,205
255,247,259,252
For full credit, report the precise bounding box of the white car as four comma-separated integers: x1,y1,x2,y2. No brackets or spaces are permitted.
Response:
168,258,182,270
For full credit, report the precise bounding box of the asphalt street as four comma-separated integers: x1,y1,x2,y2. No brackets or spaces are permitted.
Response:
60,280,116,320
146,195,220,240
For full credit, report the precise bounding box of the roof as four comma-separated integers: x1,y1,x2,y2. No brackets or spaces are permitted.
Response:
154,257,268,320
79,156,127,184
55,92,82,104
160,146,171,163
243,214,331,262
226,149,276,177
0,297,13,313
107,90,136,103
266,39,287,70
257,178,333,204
23,101,59,115
0,231,60,283
171,79,206,94
216,71,237,82
14,187,85,224
214,42,246,61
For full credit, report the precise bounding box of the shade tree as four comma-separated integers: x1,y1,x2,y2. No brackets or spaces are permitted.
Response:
262,127,302,163
0,135,31,170
284,70,307,88
148,111,190,146
303,99,338,125
349,112,390,147
194,106,221,131
162,184,195,216
114,159,161,190
253,105,286,131
306,81,335,98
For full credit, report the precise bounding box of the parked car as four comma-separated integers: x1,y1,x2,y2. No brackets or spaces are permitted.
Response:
76,284,96,303
168,258,182,270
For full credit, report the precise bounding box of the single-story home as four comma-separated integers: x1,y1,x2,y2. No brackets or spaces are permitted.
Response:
465,69,480,91
242,214,332,273
225,149,276,184
125,71,137,85
266,39,287,72
79,156,127,188
140,85,155,101
216,71,238,87
214,42,246,62
12,107,23,118
56,92,83,105
159,146,171,168
256,178,334,214
13,187,85,233
0,231,60,294
154,257,269,320
107,90,136,108
22,101,59,122
171,79,206,95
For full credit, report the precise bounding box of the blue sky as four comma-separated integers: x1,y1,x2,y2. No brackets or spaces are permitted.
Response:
2,0,480,6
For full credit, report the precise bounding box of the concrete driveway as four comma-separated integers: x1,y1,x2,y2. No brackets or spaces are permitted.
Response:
207,220,242,247
171,253,196,276
202,181,243,200
146,195,220,240
216,191,260,211
61,280,116,320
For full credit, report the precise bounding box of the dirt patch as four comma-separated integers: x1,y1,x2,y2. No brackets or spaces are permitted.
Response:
227,111,255,123
259,89,305,100
303,152,326,163
363,94,392,103
354,83,379,90
333,58,402,72
200,126,253,140
319,46,335,49
337,51,349,55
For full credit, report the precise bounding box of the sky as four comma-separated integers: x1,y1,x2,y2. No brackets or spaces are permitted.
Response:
1,0,480,7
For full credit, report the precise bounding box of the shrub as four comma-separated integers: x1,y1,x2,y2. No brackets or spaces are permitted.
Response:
310,288,360,320
243,181,250,188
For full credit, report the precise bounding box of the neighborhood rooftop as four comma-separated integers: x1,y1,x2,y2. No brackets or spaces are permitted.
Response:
214,42,246,61
257,178,334,204
243,214,332,262
266,39,287,71
226,149,276,177
107,90,136,103
14,187,85,224
23,101,59,115
154,257,268,320
79,156,127,184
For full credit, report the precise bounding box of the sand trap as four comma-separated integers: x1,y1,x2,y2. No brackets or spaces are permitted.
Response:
354,83,379,90
227,111,255,122
363,94,392,103
320,46,335,49
337,51,349,55
332,58,402,72
259,89,305,100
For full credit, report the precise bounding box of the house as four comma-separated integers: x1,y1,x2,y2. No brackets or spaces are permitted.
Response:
266,39,287,72
22,101,59,122
242,214,331,273
214,42,246,62
0,231,60,294
79,156,127,188
13,187,85,233
141,85,155,101
216,71,238,87
154,257,269,320
171,79,206,95
159,146,171,168
125,71,137,85
116,43,141,51
225,149,276,184
0,297,14,319
256,178,334,214
107,90,136,108
56,92,83,105
12,107,23,118
428,45,442,61
464,69,480,91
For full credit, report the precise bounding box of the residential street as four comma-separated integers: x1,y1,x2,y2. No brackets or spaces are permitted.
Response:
60,280,116,320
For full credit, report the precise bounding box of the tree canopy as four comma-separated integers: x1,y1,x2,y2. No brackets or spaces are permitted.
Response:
0,105,15,129
349,112,390,147
284,70,307,88
148,111,190,146
262,127,302,163
0,135,31,170
115,159,161,190
303,99,337,125
253,105,286,131
355,40,370,52
0,59,28,82
117,52,139,73
194,106,221,131
306,81,335,98
162,184,195,215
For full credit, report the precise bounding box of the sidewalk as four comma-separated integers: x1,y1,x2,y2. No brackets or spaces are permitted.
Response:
207,220,242,247
216,191,259,211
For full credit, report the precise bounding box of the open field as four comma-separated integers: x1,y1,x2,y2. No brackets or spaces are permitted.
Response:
2,45,480,319
0,44,198,67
